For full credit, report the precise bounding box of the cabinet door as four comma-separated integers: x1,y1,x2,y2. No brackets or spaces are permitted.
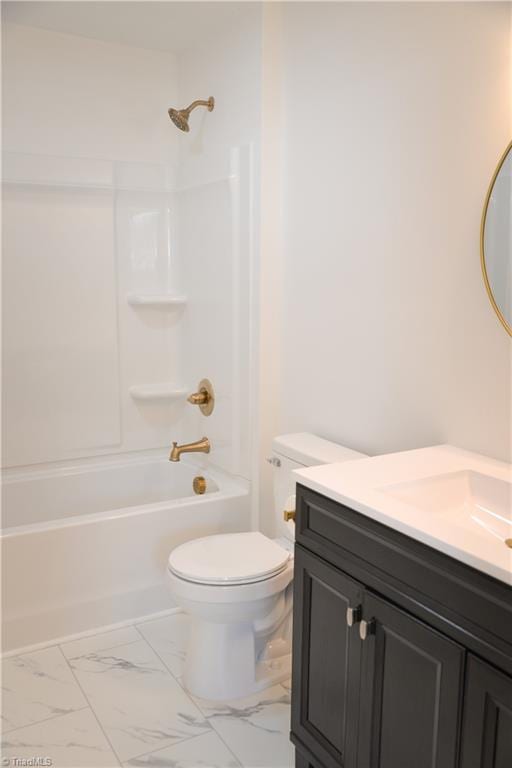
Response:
291,546,363,768
460,655,512,768
357,592,464,768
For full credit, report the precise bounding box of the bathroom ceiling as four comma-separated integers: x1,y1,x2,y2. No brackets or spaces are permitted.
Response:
1,1,254,54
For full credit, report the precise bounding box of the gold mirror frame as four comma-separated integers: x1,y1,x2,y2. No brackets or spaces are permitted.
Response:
480,140,512,337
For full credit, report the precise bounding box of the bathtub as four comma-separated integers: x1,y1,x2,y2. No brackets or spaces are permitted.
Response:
1,451,250,653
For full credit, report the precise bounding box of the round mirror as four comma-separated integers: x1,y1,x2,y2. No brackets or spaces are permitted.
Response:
481,141,512,336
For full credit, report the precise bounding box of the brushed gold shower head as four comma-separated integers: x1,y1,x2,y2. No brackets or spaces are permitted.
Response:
168,97,215,132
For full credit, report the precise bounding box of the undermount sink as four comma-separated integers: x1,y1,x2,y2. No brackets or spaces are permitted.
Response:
381,470,512,545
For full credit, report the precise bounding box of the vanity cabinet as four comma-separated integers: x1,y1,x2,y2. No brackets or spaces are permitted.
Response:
292,548,362,768
290,485,512,768
356,591,464,768
292,548,464,768
460,657,512,768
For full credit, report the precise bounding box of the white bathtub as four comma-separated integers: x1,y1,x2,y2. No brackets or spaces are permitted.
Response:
1,451,250,653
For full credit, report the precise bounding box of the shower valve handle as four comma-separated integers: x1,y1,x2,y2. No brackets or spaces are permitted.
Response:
187,379,215,416
188,389,210,406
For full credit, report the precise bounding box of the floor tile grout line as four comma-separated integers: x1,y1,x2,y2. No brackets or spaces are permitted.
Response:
121,731,202,764
66,627,213,764
199,721,245,768
131,625,243,767
132,624,184,683
208,719,262,768
62,637,142,662
190,687,295,768
183,692,268,767
0,705,91,737
1,610,184,662
121,728,239,765
57,644,123,767
3,632,142,665
189,685,290,723
4,617,292,768
277,683,291,699
130,624,230,755
118,705,245,768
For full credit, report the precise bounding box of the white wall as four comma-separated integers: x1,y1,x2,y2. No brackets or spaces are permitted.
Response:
258,3,285,526
2,23,178,164
259,1,512,534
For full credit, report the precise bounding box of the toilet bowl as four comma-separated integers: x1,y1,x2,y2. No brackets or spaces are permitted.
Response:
167,532,293,700
167,433,367,701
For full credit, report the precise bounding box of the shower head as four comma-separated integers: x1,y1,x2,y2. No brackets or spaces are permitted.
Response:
168,97,215,132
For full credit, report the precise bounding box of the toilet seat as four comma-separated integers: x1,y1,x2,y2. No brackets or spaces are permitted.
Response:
168,531,290,586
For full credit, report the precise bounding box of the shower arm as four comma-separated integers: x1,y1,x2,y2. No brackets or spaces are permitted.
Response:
182,99,214,116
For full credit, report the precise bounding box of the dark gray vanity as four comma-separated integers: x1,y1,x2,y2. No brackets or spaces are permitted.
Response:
290,483,512,768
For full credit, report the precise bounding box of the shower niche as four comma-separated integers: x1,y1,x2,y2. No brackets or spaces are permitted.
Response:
115,175,190,449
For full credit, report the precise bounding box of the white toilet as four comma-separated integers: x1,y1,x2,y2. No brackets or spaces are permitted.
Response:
166,433,367,701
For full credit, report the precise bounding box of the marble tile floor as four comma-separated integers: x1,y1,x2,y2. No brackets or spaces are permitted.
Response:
1,613,294,768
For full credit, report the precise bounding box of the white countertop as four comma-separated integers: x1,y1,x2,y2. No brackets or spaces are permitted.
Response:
294,445,512,585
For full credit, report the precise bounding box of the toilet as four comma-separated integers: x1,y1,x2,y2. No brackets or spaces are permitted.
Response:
166,433,367,701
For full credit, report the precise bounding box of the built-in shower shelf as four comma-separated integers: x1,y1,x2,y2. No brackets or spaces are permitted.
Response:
129,385,189,402
127,294,187,308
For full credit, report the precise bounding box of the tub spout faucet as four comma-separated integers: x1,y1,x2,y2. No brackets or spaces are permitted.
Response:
169,437,211,462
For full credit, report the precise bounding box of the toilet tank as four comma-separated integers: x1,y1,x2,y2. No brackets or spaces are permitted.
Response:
271,433,368,541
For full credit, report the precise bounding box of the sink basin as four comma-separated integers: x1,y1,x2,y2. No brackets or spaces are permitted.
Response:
294,445,512,583
382,470,512,545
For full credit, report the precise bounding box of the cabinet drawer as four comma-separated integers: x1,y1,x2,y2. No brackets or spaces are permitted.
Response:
295,484,512,674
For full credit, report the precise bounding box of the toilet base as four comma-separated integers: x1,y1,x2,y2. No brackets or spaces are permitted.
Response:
182,616,291,701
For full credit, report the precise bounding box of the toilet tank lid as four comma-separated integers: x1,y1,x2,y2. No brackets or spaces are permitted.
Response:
272,433,368,467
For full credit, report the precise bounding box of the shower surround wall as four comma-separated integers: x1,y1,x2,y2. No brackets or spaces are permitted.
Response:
175,6,262,483
2,17,259,475
1,11,261,648
2,23,182,466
